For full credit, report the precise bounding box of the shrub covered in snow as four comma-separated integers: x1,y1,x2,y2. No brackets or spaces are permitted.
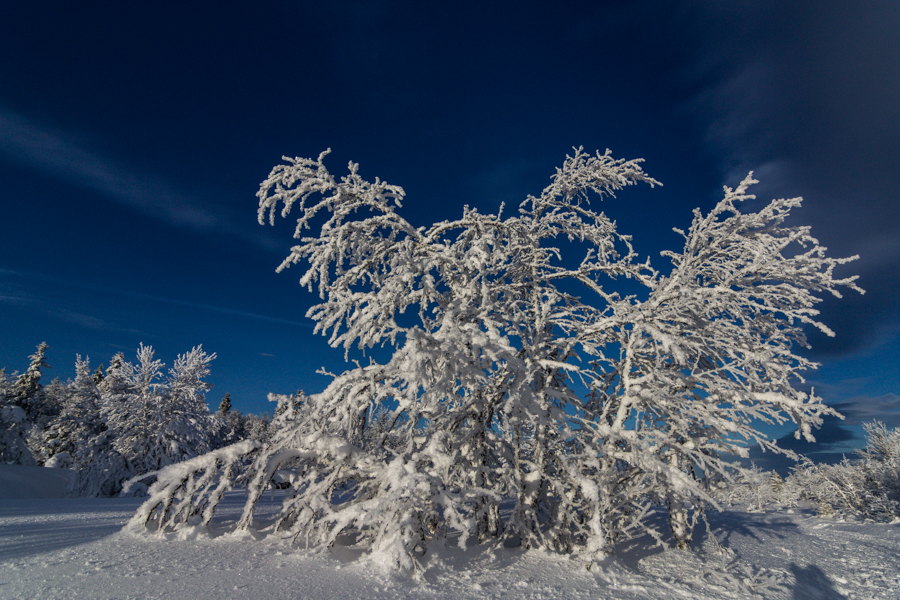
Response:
714,464,803,512
124,439,261,531
786,421,900,521
131,148,860,573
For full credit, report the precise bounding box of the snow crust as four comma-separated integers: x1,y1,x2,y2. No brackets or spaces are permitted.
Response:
1,475,898,600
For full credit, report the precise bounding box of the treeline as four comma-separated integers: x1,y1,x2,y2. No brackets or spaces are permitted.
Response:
0,342,274,496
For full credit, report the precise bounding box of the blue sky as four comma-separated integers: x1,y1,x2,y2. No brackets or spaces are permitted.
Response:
1,1,898,469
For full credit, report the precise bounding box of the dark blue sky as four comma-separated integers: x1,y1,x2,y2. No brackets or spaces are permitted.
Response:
1,1,898,466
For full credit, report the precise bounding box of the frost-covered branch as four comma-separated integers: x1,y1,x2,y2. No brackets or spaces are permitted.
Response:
126,439,261,532
126,148,862,573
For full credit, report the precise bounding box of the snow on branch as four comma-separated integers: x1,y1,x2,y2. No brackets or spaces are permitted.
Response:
125,439,261,533
127,147,864,574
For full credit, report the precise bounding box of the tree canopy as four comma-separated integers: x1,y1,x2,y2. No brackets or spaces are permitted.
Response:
133,147,861,574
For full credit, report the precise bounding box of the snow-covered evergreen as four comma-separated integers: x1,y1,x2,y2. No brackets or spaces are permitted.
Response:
0,367,35,465
13,342,50,423
158,345,218,462
104,344,216,474
69,345,219,497
101,343,163,478
37,356,105,467
242,412,272,444
1,343,56,466
218,393,232,415
131,147,862,573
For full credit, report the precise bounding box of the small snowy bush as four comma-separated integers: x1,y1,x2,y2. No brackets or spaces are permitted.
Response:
132,147,860,573
787,421,900,521
718,463,783,511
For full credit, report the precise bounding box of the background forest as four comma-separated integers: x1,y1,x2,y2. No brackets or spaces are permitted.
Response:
0,342,273,496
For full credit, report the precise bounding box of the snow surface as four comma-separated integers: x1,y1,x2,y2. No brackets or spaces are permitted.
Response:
0,466,898,599
0,465,75,500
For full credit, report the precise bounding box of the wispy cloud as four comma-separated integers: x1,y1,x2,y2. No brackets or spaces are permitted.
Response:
0,283,132,334
742,415,861,475
833,394,900,429
146,294,313,329
681,4,900,358
739,391,900,474
0,268,312,330
0,106,278,250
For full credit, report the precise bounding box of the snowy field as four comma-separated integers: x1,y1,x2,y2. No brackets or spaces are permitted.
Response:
1,465,898,600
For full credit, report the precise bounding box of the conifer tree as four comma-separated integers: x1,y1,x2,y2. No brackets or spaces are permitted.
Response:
770,471,784,495
14,342,51,423
104,344,215,474
40,356,105,467
92,363,105,386
71,345,219,496
0,367,35,465
218,393,232,415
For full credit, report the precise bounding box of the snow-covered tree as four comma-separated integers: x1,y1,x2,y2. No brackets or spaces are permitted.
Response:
92,363,105,386
210,396,275,449
27,377,71,465
70,345,218,497
2,344,56,465
212,392,237,447
158,345,218,462
132,148,861,573
14,342,51,423
102,343,164,473
108,344,217,474
242,412,271,444
70,351,140,496
67,429,132,498
0,367,35,465
39,356,105,467
14,342,50,416
213,410,242,448
99,353,129,395
717,463,786,511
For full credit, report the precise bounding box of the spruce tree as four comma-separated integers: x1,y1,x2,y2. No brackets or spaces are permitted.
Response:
14,342,50,422
92,363,105,386
218,393,232,415
41,356,105,467
0,367,36,465
72,345,219,496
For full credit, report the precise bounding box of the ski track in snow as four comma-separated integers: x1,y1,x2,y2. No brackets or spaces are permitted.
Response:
1,492,898,600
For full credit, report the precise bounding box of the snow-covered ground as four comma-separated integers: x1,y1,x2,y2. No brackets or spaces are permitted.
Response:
1,465,898,600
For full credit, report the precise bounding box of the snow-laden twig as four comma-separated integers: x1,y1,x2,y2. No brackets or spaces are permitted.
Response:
126,148,862,574
126,439,261,532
